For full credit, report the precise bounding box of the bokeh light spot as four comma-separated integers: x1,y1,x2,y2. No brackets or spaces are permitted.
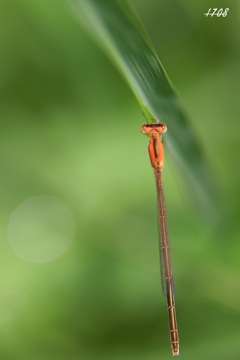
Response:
8,196,75,263
0,290,28,324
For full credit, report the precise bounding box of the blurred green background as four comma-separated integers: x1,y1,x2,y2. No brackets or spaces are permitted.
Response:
0,0,240,359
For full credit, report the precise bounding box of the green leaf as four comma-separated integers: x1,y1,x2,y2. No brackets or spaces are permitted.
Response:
69,0,220,222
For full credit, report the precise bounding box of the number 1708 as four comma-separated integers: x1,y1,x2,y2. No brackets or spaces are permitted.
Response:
204,8,229,17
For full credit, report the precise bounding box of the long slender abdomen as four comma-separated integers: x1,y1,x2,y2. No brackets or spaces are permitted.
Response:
154,169,179,356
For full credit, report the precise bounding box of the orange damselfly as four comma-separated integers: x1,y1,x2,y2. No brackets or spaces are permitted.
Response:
141,120,179,356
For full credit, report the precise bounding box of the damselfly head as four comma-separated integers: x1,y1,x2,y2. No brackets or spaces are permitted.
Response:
141,122,167,136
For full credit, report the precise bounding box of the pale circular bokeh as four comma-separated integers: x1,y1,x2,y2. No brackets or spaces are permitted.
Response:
0,290,28,324
8,196,75,263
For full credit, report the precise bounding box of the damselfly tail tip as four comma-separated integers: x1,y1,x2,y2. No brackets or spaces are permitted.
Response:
172,348,179,356
172,343,179,356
